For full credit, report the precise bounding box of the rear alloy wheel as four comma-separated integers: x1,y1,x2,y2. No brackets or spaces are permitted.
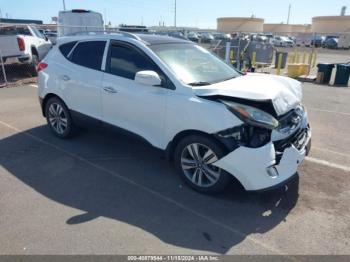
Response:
45,98,75,138
174,136,231,194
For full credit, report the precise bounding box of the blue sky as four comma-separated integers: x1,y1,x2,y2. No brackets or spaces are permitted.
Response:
0,0,348,28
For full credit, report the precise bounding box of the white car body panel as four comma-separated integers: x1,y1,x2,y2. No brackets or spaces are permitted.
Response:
193,73,302,117
101,72,168,148
214,141,308,191
38,33,312,192
60,62,104,120
0,36,22,57
163,95,243,148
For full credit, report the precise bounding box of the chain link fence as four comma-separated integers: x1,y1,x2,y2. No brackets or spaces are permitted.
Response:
0,51,38,88
1,23,350,87
0,49,7,87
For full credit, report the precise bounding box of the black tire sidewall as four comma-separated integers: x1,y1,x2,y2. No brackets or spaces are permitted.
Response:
29,54,39,77
45,97,74,138
174,135,231,194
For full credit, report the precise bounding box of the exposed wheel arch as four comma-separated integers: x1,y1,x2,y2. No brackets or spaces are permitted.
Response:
41,93,66,117
165,130,229,162
31,46,39,59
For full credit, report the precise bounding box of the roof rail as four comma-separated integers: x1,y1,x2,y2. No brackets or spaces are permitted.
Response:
66,30,142,40
112,31,142,40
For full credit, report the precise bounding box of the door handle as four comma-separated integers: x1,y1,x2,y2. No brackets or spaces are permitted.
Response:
61,75,70,82
103,86,118,94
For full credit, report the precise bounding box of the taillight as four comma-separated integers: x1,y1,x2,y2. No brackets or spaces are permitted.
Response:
37,62,48,72
17,37,25,51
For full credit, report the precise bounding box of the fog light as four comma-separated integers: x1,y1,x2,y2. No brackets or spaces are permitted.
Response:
267,166,279,178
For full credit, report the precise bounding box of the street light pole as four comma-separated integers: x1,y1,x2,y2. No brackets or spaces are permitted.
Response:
63,0,66,11
287,4,291,24
174,0,177,27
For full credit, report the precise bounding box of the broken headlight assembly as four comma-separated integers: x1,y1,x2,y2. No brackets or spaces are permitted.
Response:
276,104,305,135
216,100,278,149
220,100,279,130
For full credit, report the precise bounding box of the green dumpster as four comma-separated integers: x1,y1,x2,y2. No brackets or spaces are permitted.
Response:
334,64,350,87
317,63,334,85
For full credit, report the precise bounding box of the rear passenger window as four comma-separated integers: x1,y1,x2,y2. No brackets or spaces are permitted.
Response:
70,41,106,70
59,41,77,58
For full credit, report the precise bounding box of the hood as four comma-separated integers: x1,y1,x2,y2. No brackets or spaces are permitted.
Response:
193,73,302,116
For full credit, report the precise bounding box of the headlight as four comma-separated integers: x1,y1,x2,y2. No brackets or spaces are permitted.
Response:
276,104,305,134
221,100,279,130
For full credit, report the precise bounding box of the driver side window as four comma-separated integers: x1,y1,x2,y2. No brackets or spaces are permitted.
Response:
107,43,160,80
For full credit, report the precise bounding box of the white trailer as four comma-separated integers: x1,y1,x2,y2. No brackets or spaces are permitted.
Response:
296,33,312,47
58,9,104,37
338,34,350,49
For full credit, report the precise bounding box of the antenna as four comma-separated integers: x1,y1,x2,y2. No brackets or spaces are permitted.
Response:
62,0,66,11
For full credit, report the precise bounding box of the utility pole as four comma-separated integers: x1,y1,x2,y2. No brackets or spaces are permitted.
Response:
63,0,66,11
174,0,177,27
287,4,291,24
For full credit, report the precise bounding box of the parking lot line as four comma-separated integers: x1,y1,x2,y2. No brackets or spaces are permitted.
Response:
0,119,291,256
312,146,350,159
308,108,350,117
306,157,350,172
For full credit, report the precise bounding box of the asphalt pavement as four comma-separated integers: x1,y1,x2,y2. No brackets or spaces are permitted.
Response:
0,84,349,255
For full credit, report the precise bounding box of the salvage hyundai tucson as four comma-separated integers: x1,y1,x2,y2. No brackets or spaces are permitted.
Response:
37,32,312,194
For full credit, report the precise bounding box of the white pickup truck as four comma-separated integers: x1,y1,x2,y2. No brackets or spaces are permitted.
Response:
0,25,52,76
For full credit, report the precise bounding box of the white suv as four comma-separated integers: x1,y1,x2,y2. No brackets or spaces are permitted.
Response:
38,32,311,194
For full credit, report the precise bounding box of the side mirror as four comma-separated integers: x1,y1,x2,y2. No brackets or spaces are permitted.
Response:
135,71,162,86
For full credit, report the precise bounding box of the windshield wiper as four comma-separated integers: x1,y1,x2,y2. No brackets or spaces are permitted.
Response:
215,75,240,84
188,81,211,86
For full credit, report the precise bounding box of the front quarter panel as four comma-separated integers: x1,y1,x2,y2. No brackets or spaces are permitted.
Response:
163,94,243,148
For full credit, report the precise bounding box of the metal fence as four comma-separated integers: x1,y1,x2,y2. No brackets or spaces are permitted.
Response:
1,23,350,87
0,48,38,88
0,49,7,87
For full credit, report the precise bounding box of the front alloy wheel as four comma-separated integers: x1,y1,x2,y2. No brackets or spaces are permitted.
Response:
181,143,221,188
174,135,231,194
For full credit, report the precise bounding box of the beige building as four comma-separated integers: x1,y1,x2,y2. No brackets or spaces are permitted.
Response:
263,23,311,36
216,17,313,35
312,16,350,33
264,23,292,34
217,17,264,33
291,24,312,33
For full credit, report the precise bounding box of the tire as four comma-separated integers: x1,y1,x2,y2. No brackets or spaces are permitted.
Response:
45,97,76,138
174,135,232,194
29,54,39,77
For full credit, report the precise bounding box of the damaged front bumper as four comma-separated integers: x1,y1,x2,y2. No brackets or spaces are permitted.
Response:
213,128,311,191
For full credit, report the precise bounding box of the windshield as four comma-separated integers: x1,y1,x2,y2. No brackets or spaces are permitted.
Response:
150,43,241,85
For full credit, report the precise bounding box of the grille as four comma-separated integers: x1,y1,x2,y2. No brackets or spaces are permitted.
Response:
274,127,309,165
